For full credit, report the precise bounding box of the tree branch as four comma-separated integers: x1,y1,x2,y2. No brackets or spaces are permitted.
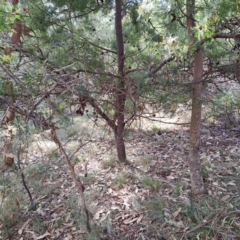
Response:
26,83,59,122
199,32,240,47
88,40,117,54
72,69,122,78
86,95,117,131
213,32,240,39
149,56,175,76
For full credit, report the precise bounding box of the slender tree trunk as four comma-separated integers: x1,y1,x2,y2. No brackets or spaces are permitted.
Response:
49,128,90,231
114,0,126,161
186,0,204,196
2,0,22,165
189,49,204,196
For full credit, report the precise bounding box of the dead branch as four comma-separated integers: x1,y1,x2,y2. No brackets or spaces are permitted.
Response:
149,56,175,76
17,148,36,210
48,127,91,232
180,209,225,240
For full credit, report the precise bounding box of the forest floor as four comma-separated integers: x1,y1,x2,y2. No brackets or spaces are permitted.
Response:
0,116,240,240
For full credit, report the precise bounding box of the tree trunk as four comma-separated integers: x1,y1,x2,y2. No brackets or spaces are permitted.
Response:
114,126,126,161
189,49,204,196
186,0,204,196
2,0,21,165
114,0,126,161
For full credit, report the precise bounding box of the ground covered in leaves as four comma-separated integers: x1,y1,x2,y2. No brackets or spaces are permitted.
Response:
0,118,240,240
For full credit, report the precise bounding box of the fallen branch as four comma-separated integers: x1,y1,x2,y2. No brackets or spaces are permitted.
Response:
180,209,225,240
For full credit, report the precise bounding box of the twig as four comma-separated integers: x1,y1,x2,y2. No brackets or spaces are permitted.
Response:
26,82,59,122
106,215,119,239
202,124,216,137
69,141,89,160
17,148,36,210
48,127,91,232
180,209,225,240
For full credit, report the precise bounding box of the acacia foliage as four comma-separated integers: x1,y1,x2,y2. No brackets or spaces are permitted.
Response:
0,0,240,138
0,1,171,128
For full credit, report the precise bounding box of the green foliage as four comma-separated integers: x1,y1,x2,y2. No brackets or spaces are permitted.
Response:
114,173,127,188
0,175,23,237
52,218,63,229
85,224,107,240
25,163,48,193
30,215,46,234
26,163,46,178
141,175,162,191
0,54,11,63
201,162,211,179
64,191,88,229
50,0,97,11
50,0,68,8
101,159,116,169
129,2,139,29
0,196,21,229
51,150,59,160
143,197,166,223
144,197,165,212
212,89,240,127
174,182,184,197
0,6,8,31
217,0,240,19
28,5,56,33
214,90,240,111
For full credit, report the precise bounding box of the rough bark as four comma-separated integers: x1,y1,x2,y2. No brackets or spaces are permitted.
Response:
4,0,23,55
114,0,126,161
186,0,204,196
